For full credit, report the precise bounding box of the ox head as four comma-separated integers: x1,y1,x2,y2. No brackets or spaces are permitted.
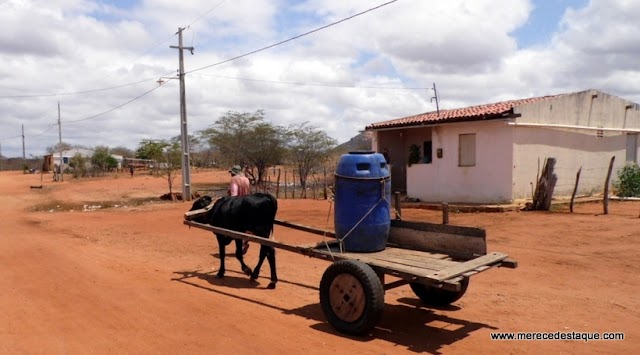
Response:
188,195,214,223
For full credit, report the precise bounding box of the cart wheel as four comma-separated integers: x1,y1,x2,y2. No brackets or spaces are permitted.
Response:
410,278,469,307
319,260,384,335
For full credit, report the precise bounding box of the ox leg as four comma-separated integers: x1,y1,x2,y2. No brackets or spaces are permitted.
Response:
250,246,267,281
216,236,226,278
266,247,277,289
234,238,253,276
251,246,277,289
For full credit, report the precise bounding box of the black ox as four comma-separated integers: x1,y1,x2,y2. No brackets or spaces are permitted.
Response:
189,193,278,289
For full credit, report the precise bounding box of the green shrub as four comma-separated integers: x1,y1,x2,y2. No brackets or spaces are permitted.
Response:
613,162,640,197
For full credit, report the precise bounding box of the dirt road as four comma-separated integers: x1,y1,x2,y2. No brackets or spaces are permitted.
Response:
1,170,638,354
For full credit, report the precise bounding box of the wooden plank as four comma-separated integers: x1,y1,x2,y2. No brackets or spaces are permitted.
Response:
184,205,213,220
424,252,509,281
309,249,450,279
184,220,307,255
391,219,486,238
389,225,486,258
351,248,459,271
340,253,447,272
500,258,518,269
274,219,336,238
381,247,452,260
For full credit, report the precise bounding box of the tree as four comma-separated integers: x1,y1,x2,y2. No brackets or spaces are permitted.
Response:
161,141,182,198
91,146,118,175
46,142,72,154
135,139,182,199
242,122,288,185
136,139,166,162
111,146,135,158
69,153,88,178
199,110,286,184
287,123,337,198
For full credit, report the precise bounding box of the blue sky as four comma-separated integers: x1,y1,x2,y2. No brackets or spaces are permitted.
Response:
513,0,588,47
1,0,639,159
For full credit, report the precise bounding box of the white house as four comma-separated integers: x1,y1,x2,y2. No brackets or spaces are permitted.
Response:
365,89,640,204
43,148,124,171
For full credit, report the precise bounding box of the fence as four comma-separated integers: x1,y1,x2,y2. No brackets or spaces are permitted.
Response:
252,167,334,200
191,167,335,200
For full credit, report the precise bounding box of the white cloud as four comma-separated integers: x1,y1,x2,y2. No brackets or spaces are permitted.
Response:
1,0,639,159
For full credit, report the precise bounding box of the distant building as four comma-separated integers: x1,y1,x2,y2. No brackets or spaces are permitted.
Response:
42,148,124,171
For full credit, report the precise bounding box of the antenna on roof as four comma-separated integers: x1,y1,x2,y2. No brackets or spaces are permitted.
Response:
430,82,440,116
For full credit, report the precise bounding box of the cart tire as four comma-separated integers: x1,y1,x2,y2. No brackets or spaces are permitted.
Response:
319,260,384,335
410,278,469,306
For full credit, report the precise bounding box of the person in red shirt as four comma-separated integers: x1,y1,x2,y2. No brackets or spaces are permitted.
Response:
228,165,251,254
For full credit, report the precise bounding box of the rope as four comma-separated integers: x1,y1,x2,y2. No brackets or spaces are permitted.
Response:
321,199,338,261
337,178,388,245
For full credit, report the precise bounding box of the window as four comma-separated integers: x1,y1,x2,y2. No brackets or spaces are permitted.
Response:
459,133,476,167
423,141,432,164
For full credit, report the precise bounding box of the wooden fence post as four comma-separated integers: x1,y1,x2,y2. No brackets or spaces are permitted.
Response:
603,156,615,215
284,170,288,199
292,170,296,199
442,202,449,225
323,167,328,200
276,168,281,199
570,167,582,213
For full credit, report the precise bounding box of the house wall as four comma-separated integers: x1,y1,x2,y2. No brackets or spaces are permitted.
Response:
406,120,514,203
512,127,627,200
512,89,640,201
514,89,640,130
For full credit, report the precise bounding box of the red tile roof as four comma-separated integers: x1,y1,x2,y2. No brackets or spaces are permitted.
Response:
366,94,562,130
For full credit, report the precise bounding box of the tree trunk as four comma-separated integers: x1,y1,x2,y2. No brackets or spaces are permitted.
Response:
532,157,557,210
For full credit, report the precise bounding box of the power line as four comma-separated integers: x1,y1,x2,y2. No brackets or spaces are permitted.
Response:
64,79,174,124
0,76,169,99
187,0,228,28
186,0,399,74
194,73,427,90
0,133,22,141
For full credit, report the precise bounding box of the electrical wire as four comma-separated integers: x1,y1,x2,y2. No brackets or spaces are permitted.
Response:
28,124,58,139
0,75,172,99
186,0,399,74
194,72,426,90
186,0,227,28
65,78,174,124
0,134,22,141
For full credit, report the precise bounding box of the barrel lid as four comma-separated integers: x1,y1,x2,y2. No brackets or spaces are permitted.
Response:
348,150,374,155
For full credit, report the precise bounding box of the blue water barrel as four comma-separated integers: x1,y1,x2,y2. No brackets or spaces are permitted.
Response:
334,151,391,252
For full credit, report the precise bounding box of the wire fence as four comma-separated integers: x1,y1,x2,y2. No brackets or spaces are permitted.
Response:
193,167,335,200
520,156,622,201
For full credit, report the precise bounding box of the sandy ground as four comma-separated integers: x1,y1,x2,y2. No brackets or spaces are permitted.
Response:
0,169,638,354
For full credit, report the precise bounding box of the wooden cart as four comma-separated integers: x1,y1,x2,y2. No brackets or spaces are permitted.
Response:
183,217,517,335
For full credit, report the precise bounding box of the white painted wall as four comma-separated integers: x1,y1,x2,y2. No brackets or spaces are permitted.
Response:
512,127,628,201
406,120,514,203
514,89,640,130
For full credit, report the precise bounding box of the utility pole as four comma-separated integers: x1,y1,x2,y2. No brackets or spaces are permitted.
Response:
430,82,440,116
170,27,194,201
21,124,26,160
58,102,63,182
